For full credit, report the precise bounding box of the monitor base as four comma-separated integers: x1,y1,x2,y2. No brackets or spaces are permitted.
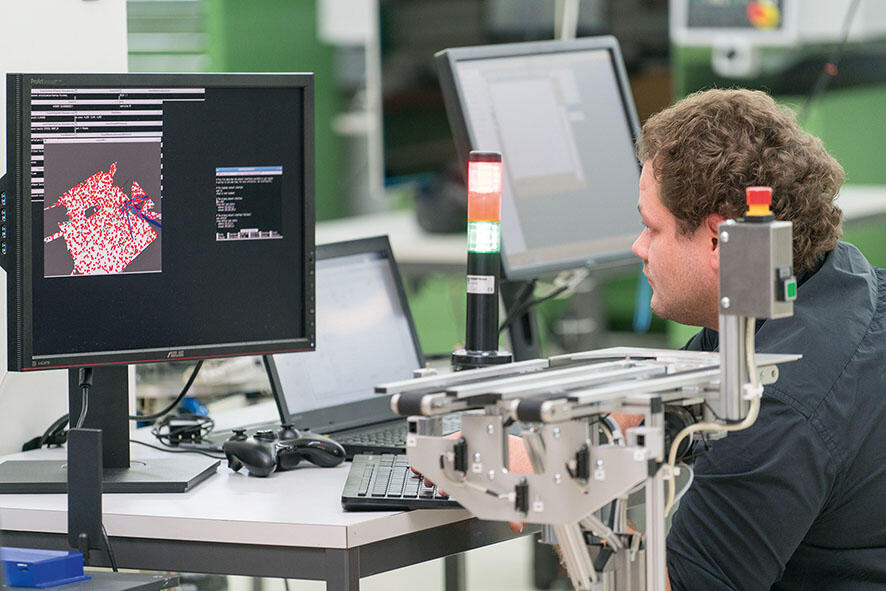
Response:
0,455,219,494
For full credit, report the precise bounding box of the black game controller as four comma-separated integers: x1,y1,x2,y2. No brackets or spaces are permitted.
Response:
223,427,346,477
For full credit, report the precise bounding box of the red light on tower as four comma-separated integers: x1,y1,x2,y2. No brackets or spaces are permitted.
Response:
468,158,502,219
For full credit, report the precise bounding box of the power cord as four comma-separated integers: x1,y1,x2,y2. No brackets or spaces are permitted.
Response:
499,284,569,334
131,439,225,460
129,360,204,422
150,413,216,447
498,279,538,334
21,414,69,451
499,269,589,334
100,523,119,572
23,361,206,452
75,368,93,429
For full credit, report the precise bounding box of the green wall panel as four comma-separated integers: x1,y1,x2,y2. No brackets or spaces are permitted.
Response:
205,0,344,220
671,45,886,185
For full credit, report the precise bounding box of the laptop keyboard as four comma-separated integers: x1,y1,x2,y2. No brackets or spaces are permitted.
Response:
341,454,460,510
335,422,407,446
208,415,463,459
335,414,463,457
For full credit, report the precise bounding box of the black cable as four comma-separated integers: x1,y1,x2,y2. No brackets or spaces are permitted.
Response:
498,279,539,334
527,285,569,310
75,387,89,429
100,523,119,572
75,368,93,429
130,438,225,460
22,414,70,451
680,433,712,465
499,284,569,334
510,278,538,308
798,0,863,124
129,360,204,421
150,413,216,447
41,414,69,445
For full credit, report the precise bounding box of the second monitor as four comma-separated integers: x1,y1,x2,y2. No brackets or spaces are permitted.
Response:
436,35,642,281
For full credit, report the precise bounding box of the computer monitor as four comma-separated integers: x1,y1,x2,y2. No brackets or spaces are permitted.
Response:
0,72,315,493
670,0,796,47
435,36,642,281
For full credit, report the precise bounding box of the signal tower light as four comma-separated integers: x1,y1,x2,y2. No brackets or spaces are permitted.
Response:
451,151,513,370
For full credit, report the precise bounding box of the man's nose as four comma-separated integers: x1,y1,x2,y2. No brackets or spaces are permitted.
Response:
631,232,646,260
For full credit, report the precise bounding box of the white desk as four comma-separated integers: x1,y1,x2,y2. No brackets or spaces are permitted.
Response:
316,210,465,275
0,446,528,591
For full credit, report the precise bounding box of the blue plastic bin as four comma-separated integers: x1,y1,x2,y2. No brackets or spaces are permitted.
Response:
1,547,90,588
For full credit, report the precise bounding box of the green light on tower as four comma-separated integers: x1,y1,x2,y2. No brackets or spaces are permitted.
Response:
467,221,500,253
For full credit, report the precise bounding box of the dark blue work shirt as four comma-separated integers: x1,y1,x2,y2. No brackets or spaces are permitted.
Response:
667,242,886,590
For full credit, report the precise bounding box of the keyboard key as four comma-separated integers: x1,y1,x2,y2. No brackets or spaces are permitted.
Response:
357,475,372,496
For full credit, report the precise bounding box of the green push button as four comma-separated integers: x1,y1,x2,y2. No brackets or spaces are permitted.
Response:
783,278,797,301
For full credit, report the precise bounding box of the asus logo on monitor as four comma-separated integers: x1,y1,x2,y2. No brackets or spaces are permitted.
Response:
167,350,185,359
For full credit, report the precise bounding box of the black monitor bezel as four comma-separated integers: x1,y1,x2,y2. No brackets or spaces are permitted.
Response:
435,35,642,281
267,234,425,433
4,72,316,370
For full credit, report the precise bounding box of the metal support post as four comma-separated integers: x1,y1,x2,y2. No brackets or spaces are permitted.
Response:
645,401,667,591
717,314,750,421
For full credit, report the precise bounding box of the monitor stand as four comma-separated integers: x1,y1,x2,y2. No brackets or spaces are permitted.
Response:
501,280,543,361
0,366,219,494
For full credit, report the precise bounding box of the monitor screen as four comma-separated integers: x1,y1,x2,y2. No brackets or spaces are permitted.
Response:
436,36,641,280
1,73,315,370
269,236,423,432
687,0,785,29
670,0,796,46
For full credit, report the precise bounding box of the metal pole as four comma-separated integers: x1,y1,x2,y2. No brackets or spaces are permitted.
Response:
555,0,581,40
718,314,749,421
645,403,667,591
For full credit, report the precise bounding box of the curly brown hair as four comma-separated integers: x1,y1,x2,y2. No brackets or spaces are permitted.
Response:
636,88,844,273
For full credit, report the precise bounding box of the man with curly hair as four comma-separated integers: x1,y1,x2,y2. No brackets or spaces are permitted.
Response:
628,88,886,589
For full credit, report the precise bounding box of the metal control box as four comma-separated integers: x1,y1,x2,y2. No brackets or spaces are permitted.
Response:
718,219,795,319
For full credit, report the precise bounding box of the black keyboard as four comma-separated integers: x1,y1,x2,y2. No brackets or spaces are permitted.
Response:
341,454,460,510
334,415,463,458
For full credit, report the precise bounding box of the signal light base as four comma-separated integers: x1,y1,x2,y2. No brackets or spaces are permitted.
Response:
451,348,513,371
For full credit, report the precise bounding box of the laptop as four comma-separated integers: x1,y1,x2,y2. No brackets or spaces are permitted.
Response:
255,235,460,458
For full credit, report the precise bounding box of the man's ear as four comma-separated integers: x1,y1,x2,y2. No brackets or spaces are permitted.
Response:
703,213,727,272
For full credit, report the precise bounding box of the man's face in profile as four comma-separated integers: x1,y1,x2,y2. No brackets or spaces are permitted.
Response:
631,162,719,329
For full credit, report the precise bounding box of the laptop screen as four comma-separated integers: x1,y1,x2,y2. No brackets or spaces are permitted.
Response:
267,236,424,433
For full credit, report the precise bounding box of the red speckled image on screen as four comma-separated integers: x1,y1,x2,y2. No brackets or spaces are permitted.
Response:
44,162,161,275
